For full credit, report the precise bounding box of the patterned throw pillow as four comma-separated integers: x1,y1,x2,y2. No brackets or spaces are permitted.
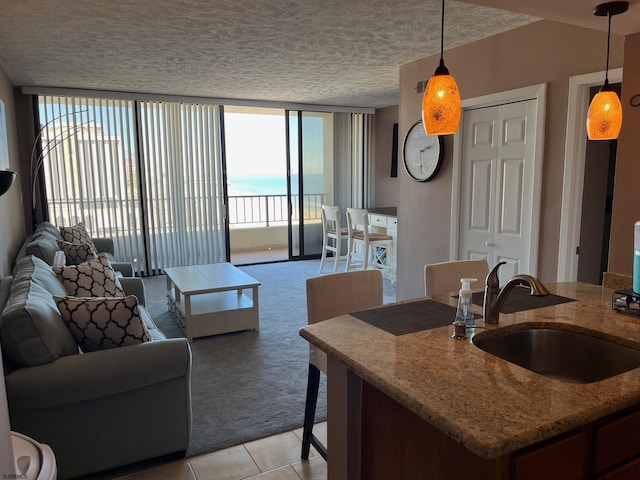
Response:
54,254,125,297
54,295,151,352
59,223,98,252
57,240,97,265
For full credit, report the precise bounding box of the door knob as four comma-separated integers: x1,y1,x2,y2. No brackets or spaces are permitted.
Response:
485,242,495,247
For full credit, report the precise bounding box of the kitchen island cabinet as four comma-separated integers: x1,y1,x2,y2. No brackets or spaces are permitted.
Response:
300,283,640,479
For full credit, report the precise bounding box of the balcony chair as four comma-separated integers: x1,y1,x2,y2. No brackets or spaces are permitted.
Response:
345,208,394,273
424,259,489,296
319,205,348,273
302,269,384,461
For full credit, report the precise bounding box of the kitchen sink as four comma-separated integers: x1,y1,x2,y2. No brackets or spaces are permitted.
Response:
472,325,640,383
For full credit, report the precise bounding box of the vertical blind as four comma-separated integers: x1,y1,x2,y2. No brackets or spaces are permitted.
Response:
37,96,146,270
37,95,226,274
138,101,226,271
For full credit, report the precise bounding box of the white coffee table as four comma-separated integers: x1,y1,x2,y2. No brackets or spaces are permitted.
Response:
165,263,261,342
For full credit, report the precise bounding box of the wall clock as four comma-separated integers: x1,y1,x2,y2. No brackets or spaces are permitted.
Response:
402,120,444,182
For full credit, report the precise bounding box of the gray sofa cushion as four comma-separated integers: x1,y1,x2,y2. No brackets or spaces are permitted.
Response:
139,306,166,341
13,255,67,297
23,225,134,275
25,233,60,266
1,256,78,367
34,221,64,241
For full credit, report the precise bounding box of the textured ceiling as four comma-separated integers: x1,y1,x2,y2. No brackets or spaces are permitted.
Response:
3,0,638,110
0,0,541,109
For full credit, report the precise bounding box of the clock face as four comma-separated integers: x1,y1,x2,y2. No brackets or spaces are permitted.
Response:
402,120,443,182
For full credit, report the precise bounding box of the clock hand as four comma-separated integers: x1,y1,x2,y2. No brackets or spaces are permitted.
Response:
420,145,433,153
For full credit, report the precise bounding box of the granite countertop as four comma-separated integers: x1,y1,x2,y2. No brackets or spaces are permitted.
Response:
299,282,640,459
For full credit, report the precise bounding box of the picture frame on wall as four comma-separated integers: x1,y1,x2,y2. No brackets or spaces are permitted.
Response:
390,122,398,177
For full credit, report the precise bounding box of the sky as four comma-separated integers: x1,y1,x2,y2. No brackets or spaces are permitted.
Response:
224,112,288,177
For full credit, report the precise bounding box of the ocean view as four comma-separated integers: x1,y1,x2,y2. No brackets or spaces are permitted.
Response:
227,173,323,196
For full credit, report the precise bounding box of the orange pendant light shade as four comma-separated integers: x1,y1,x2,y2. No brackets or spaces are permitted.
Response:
421,0,461,136
586,1,628,140
422,71,461,136
587,86,623,140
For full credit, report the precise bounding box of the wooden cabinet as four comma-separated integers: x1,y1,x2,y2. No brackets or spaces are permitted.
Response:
360,380,640,480
594,409,640,477
360,380,510,480
511,432,589,480
598,456,640,479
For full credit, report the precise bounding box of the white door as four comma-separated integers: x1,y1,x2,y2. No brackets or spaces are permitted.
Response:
458,99,538,281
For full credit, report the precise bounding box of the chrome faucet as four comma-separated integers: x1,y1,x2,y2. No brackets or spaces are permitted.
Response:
482,262,549,324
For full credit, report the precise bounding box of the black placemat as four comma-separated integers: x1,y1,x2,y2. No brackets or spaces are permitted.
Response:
351,299,475,336
469,285,575,314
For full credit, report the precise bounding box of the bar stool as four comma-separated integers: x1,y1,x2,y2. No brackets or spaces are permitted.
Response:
301,269,383,461
319,205,348,273
345,208,394,273
424,259,489,296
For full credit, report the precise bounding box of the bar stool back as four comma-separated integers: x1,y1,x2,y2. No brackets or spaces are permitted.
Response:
319,205,348,273
424,259,489,296
345,208,394,273
301,269,384,461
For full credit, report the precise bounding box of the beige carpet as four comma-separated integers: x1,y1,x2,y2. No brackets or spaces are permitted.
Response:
143,258,396,457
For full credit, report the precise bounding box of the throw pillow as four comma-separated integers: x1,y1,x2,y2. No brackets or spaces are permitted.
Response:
54,295,151,352
54,254,125,297
59,223,98,252
57,240,98,265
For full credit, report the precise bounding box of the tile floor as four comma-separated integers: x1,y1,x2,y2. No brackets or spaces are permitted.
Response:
117,423,327,480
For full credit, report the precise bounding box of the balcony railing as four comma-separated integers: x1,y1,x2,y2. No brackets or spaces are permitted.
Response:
227,193,324,227
46,192,325,273
48,193,325,233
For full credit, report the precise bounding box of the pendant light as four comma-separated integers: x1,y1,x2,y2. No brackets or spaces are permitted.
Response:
586,1,628,140
422,0,461,136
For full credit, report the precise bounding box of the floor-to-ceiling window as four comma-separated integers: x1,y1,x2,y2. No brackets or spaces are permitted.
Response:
36,95,226,275
34,94,371,272
35,96,146,270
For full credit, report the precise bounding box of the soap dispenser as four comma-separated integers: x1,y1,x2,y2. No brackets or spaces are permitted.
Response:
455,278,476,329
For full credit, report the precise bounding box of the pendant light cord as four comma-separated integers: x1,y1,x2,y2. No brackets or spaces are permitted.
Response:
440,0,445,63
605,10,611,84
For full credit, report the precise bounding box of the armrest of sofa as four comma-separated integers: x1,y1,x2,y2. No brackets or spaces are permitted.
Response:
92,237,114,255
5,338,191,411
112,262,134,277
119,277,147,306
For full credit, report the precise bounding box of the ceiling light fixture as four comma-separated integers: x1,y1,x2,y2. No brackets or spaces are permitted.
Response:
422,0,461,136
586,1,628,140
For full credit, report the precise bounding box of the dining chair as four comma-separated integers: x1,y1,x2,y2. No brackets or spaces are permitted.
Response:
345,208,394,273
319,205,348,273
301,269,384,461
424,259,489,296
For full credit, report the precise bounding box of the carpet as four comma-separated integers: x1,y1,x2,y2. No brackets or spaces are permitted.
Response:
142,259,396,457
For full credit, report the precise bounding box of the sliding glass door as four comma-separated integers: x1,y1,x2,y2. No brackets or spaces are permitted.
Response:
223,107,289,264
223,107,333,264
287,110,334,259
